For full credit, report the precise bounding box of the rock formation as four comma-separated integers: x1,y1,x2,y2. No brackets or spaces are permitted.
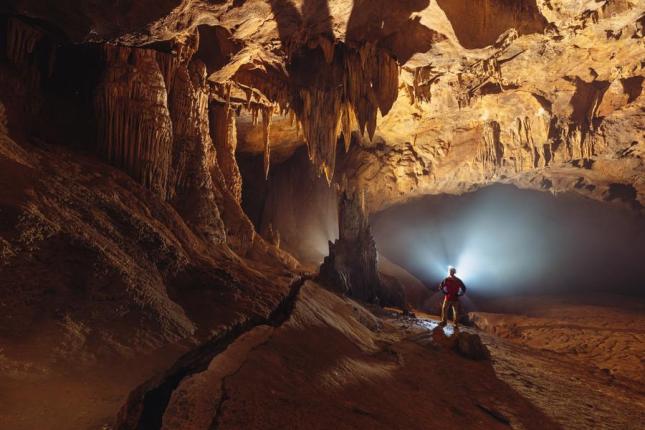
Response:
0,1,644,428
318,190,380,302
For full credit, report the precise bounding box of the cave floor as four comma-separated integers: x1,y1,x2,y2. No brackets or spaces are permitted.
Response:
403,306,645,430
480,331,645,430
2,287,644,430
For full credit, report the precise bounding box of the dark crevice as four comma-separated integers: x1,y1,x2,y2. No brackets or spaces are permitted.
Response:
115,275,309,430
210,378,231,430
605,183,642,210
621,76,644,103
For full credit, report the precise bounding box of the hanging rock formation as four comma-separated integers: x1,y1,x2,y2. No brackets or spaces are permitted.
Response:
289,42,400,181
94,44,173,199
1,2,645,429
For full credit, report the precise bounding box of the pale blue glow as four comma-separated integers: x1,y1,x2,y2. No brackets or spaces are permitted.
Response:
371,184,645,296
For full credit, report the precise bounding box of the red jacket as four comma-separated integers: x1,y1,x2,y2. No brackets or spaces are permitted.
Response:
440,276,466,301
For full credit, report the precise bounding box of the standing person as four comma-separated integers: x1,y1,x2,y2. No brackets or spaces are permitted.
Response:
438,266,466,328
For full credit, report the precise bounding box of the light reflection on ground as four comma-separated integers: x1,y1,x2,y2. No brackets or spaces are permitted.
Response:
415,318,456,336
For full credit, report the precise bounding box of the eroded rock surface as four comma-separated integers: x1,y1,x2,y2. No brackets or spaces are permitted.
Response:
0,1,644,429
149,282,558,430
5,1,643,214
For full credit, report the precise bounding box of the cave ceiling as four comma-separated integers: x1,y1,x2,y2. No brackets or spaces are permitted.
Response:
5,0,645,212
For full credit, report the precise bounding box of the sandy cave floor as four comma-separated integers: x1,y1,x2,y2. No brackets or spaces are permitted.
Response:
399,310,645,430
1,288,644,430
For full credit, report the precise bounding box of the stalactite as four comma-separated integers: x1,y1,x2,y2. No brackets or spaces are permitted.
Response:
155,51,180,92
340,102,356,152
299,87,343,183
345,43,379,139
479,120,504,171
374,51,399,116
343,43,398,141
6,17,43,68
211,103,243,203
317,36,335,64
227,41,400,182
262,106,273,179
94,44,173,199
409,66,440,105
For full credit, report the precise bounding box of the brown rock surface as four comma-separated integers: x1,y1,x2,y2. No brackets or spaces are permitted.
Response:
318,190,381,301
154,282,558,430
0,1,644,429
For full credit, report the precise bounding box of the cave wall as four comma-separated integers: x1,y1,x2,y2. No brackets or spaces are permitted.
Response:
1,0,644,363
0,14,298,371
337,1,645,213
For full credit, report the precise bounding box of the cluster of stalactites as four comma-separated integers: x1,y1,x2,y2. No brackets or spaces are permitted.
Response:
212,41,399,183
212,81,281,180
246,102,275,179
478,120,504,171
296,42,400,183
406,66,441,106
5,17,44,68
4,17,57,87
94,44,173,199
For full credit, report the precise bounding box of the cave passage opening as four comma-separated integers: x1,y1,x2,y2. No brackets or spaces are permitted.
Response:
371,184,645,310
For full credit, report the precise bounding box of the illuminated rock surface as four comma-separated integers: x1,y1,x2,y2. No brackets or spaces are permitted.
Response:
0,1,643,429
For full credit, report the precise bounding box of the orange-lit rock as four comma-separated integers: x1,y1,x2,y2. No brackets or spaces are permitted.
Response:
1,1,644,429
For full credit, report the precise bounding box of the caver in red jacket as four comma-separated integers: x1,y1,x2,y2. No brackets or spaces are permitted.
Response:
439,275,466,301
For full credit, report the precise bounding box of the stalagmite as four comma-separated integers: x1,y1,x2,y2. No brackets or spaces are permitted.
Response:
318,189,381,302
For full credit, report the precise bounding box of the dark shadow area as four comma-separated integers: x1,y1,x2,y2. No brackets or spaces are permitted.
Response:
267,0,306,49
436,0,547,49
371,184,645,298
346,0,439,62
194,24,241,74
3,0,181,41
268,0,437,63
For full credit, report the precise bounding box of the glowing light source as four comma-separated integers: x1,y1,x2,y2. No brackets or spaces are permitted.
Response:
372,184,645,298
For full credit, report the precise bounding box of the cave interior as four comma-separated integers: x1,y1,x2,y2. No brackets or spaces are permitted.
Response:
0,0,644,429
